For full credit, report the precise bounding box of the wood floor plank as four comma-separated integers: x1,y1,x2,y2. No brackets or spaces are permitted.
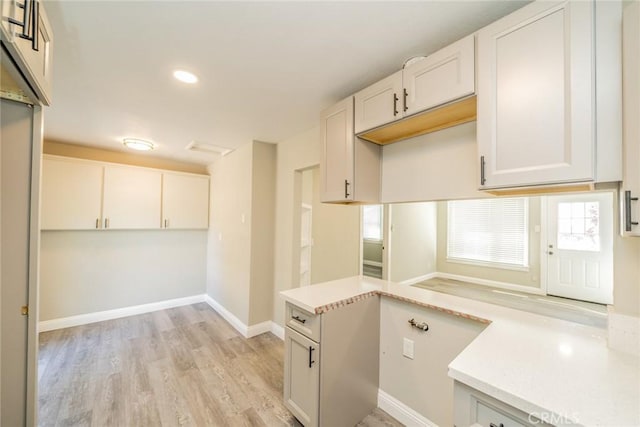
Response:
38,303,402,427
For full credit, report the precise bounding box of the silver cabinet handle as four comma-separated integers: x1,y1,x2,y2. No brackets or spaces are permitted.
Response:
8,0,32,39
480,155,486,186
95,218,99,229
31,0,39,51
408,318,429,332
104,218,109,229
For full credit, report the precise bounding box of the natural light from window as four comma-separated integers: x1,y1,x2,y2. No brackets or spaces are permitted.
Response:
447,198,529,269
557,201,600,252
363,205,383,241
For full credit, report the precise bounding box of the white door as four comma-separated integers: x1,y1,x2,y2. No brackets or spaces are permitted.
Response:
102,165,162,229
162,172,209,229
546,193,613,304
354,71,403,134
403,34,475,116
477,1,595,188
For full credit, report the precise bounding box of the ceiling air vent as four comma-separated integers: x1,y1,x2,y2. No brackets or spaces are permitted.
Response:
185,141,233,157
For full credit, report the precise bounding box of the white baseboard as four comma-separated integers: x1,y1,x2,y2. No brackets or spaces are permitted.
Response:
435,272,545,296
398,272,438,286
608,309,640,356
378,389,437,427
271,322,285,340
204,295,280,339
38,294,206,332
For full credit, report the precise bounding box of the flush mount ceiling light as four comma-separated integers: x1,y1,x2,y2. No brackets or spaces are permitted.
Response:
173,70,198,84
123,138,155,151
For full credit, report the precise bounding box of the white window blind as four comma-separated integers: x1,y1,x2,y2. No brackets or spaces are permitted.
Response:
363,205,383,241
447,198,529,269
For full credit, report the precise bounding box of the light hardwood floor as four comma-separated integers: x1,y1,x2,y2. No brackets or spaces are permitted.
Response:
38,303,402,427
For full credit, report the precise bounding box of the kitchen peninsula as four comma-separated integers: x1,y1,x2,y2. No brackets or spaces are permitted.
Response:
281,276,640,427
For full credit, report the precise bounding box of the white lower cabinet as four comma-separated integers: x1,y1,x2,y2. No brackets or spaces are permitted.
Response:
454,382,553,427
283,299,379,427
379,297,486,426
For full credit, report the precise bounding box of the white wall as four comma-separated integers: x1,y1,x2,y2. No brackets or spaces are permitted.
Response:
388,202,437,283
39,230,207,321
207,142,253,325
310,167,361,284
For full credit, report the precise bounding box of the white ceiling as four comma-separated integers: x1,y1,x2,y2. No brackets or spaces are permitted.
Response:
44,1,529,165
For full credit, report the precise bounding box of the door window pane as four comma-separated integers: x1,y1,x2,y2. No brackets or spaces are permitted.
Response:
557,202,600,251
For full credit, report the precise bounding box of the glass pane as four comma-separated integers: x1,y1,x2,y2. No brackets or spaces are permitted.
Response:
557,201,600,252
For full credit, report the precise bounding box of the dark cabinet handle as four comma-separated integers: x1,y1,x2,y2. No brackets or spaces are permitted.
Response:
32,0,39,51
625,190,638,232
8,0,32,39
489,423,504,427
291,315,306,324
480,155,486,186
344,179,350,199
308,346,315,368
403,88,408,112
393,93,399,116
408,318,429,332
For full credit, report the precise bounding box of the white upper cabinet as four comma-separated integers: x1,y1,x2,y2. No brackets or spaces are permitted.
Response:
404,35,475,116
1,0,53,105
162,173,210,229
321,97,381,203
41,156,103,230
477,1,621,190
41,156,210,231
622,1,640,236
102,166,162,229
354,35,475,136
354,71,403,134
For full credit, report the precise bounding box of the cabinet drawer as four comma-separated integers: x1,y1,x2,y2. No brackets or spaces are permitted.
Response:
475,400,528,427
286,303,321,341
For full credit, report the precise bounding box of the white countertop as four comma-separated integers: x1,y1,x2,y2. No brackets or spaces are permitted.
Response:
280,276,640,427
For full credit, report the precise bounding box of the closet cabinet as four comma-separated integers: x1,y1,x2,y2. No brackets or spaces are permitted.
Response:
41,156,210,230
354,35,475,135
162,172,209,229
476,0,621,190
102,166,161,229
622,1,640,236
320,96,380,203
41,156,103,230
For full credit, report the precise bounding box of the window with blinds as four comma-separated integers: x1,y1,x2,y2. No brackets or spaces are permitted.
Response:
447,198,529,269
363,205,383,241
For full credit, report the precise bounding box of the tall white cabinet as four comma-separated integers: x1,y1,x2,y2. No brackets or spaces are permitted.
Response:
320,97,381,203
622,1,640,236
476,0,622,190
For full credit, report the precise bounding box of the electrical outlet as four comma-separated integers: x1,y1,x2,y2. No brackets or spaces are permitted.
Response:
403,338,414,359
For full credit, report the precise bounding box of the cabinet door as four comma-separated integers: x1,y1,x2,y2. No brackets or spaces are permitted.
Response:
477,1,594,189
354,71,403,134
403,35,475,117
284,327,319,427
622,1,640,236
102,166,161,229
41,157,103,230
1,0,53,105
162,173,209,229
320,97,354,202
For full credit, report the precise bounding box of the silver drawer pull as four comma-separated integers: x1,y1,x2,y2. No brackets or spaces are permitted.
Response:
408,318,429,332
292,315,306,324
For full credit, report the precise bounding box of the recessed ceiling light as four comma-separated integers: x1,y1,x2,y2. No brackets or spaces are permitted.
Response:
173,70,198,84
123,138,155,151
